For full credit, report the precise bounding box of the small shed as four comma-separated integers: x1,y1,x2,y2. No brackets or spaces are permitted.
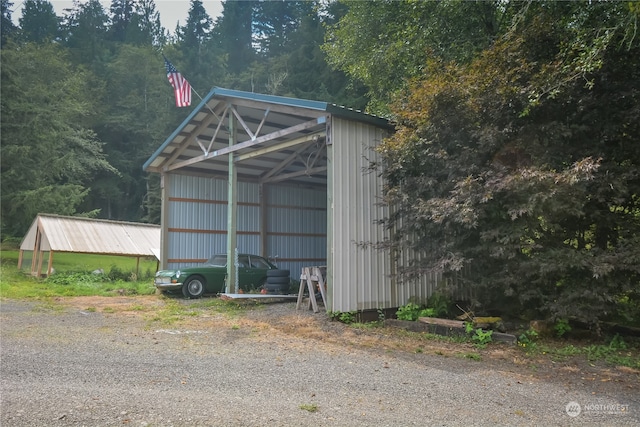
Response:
144,88,445,314
19,214,161,277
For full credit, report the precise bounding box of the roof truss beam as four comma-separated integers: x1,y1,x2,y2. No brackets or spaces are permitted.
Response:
165,116,327,172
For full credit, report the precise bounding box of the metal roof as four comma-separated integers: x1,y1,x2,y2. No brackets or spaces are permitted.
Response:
20,214,160,259
143,87,392,187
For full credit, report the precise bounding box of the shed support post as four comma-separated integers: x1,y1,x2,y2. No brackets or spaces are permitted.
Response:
325,123,333,312
31,223,42,277
226,107,238,293
260,183,267,258
46,251,54,277
160,173,170,270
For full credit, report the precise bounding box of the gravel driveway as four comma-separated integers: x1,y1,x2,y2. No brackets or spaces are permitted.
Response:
1,297,638,426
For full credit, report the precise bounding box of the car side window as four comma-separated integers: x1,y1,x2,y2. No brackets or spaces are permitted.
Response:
237,255,249,268
249,256,269,269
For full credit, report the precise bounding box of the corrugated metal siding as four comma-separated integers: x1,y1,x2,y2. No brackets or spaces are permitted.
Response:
167,175,261,269
267,185,327,276
329,118,392,312
166,174,326,272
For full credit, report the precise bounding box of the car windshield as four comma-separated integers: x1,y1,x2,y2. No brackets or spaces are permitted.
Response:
206,255,227,267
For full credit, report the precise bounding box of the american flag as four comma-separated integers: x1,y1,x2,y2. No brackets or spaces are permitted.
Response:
164,57,191,107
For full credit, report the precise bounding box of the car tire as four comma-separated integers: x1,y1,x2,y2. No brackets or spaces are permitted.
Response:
182,276,205,299
266,269,290,277
266,276,290,285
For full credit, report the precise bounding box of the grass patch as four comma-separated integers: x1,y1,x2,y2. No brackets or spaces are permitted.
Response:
1,250,158,278
142,296,249,326
299,403,318,413
0,253,157,299
519,333,640,370
145,298,195,325
459,352,482,361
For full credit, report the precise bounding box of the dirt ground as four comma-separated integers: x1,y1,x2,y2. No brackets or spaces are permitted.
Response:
57,294,640,397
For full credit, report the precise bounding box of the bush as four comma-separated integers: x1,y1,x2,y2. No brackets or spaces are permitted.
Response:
396,303,422,321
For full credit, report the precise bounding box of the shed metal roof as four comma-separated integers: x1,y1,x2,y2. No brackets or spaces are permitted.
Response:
143,87,392,187
20,214,160,259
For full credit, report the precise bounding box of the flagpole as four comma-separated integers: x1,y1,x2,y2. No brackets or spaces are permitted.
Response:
191,86,225,124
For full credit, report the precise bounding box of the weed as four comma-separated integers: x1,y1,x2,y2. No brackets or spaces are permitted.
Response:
460,352,481,361
584,334,636,367
554,319,572,338
465,322,493,348
299,403,318,413
396,303,422,321
350,321,382,330
329,310,357,324
518,328,539,351
426,292,451,318
520,333,640,369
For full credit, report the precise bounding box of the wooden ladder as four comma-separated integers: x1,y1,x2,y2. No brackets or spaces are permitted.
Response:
296,266,327,313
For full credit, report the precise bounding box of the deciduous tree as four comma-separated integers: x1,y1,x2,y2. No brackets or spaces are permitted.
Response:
378,1,640,326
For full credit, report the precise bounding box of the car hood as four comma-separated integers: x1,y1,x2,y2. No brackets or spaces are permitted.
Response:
155,265,223,276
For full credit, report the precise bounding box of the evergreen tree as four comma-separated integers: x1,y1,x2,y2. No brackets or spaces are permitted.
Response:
1,43,116,237
60,0,110,67
108,0,134,43
1,0,17,47
285,3,366,108
86,46,176,221
129,0,165,46
19,0,59,43
213,0,256,74
252,0,312,56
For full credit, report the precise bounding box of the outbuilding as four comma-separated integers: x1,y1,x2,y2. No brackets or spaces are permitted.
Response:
143,88,443,314
19,214,160,278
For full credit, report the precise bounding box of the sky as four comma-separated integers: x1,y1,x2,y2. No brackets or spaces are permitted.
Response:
11,0,224,32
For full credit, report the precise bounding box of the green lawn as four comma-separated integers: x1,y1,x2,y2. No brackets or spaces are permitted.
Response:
0,250,158,298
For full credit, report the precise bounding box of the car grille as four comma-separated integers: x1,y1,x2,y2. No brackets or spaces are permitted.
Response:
155,277,173,284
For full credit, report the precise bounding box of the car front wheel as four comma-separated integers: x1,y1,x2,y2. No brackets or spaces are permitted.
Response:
182,276,205,299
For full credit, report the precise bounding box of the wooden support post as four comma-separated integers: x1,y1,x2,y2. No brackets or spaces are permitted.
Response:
46,251,54,277
226,105,238,293
31,228,40,276
37,250,44,278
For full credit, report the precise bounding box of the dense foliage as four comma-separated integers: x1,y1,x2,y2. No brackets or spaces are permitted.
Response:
370,1,640,326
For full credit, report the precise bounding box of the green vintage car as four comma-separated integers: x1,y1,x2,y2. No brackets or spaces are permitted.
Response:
154,253,279,298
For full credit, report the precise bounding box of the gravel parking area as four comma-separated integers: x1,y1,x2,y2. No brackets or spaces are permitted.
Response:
1,297,639,426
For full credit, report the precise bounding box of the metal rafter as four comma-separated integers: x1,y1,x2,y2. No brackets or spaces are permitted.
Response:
165,116,327,172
